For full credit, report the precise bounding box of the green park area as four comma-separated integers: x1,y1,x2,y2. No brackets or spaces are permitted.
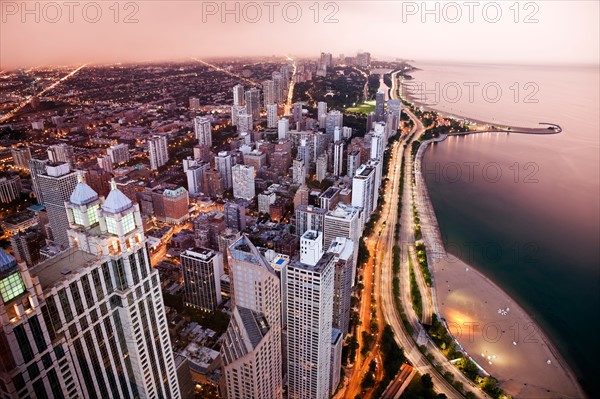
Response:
346,100,376,114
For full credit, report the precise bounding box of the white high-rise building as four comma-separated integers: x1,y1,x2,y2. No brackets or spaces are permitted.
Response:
263,80,276,106
325,110,343,138
347,150,360,179
222,237,283,399
97,155,113,173
237,112,253,133
316,154,327,182
333,126,342,142
0,179,182,399
300,230,324,266
267,104,278,128
292,158,305,185
147,135,169,170
38,163,78,246
186,161,210,195
233,84,244,106
215,151,233,190
352,163,377,219
47,144,74,166
10,146,31,170
284,249,334,399
232,164,255,200
181,248,223,311
370,122,386,160
107,143,130,164
333,141,344,177
317,101,328,127
231,105,246,126
278,118,289,140
324,202,362,254
342,126,353,140
194,116,212,147
258,186,277,214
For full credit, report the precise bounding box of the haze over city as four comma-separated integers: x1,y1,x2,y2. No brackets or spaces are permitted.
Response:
1,0,599,69
0,2,598,399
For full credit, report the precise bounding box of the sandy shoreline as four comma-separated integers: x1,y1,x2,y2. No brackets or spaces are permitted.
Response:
413,135,586,398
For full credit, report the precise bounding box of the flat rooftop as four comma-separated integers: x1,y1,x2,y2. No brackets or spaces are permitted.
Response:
30,249,99,290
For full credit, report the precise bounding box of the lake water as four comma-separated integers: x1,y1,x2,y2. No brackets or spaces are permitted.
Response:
411,61,599,395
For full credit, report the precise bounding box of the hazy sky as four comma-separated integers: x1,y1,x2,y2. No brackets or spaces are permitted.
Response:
1,1,598,69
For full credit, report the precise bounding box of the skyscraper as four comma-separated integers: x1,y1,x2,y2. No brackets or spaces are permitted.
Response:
323,202,362,251
215,151,233,190
38,162,78,246
97,155,113,173
327,237,355,336
347,150,360,179
221,236,282,399
387,99,402,130
284,233,334,399
292,158,305,185
233,84,245,106
224,200,247,231
194,116,212,147
0,180,180,399
245,88,261,120
27,158,48,204
352,163,377,219
325,111,343,138
292,102,303,122
147,135,169,170
316,154,327,182
47,144,74,166
375,90,385,121
295,205,326,236
267,104,278,128
278,118,289,140
232,164,255,200
10,146,31,170
237,111,253,133
181,248,223,311
333,141,344,177
317,101,328,127
263,80,276,106
107,143,130,164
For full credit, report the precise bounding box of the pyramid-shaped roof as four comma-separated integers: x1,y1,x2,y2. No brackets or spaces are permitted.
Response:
0,250,17,273
103,180,133,214
70,181,99,206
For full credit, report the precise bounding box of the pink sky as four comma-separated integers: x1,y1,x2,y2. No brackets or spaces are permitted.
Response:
1,1,598,69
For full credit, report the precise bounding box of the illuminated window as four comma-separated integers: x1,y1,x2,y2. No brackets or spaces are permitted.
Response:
87,205,99,225
72,209,84,225
0,273,26,303
122,213,135,234
106,217,118,235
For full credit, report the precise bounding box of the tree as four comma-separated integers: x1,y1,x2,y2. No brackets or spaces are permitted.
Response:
421,374,434,389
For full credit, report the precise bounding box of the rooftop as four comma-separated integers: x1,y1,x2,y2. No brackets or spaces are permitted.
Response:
29,249,98,289
237,306,270,349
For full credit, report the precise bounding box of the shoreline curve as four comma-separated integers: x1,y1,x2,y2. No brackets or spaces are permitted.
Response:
413,132,586,399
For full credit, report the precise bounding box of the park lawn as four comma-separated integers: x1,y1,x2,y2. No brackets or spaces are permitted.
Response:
346,100,376,114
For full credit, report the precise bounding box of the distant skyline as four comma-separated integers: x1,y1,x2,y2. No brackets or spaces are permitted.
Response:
1,1,598,69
